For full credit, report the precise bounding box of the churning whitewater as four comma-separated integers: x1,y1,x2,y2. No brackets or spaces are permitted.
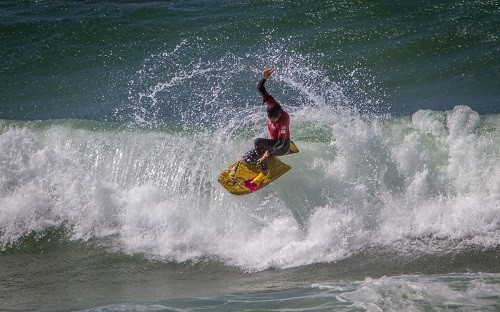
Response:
1,104,498,271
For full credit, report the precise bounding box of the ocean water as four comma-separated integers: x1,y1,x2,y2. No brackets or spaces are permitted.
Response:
1,1,499,311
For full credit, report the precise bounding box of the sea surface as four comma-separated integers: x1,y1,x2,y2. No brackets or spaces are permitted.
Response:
1,1,499,311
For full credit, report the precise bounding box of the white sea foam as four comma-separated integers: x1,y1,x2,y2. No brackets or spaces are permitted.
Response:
1,103,499,270
336,273,500,312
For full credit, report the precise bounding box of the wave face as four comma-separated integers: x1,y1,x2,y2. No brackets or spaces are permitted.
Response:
1,104,498,271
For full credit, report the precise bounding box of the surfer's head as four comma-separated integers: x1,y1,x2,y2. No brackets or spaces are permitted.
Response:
267,103,282,121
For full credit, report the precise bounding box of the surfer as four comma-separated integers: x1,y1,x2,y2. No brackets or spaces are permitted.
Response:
243,67,291,185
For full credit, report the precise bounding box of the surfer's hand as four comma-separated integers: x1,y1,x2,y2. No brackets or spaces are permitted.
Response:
257,151,270,163
263,68,274,79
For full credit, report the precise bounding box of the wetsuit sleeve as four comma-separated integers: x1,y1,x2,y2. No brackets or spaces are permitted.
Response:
257,78,278,105
257,78,270,98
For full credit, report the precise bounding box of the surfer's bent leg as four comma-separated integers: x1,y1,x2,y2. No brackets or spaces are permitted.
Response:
260,138,291,171
254,138,279,171
242,138,275,167
243,138,289,171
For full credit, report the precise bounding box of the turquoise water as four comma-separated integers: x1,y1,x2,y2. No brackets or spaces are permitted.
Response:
1,1,499,311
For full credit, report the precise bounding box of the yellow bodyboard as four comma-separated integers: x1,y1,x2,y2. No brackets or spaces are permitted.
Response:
218,142,299,195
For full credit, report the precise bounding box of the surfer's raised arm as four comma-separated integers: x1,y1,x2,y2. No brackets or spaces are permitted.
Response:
257,67,278,105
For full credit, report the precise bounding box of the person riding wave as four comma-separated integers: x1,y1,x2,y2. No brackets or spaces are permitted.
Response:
243,67,291,186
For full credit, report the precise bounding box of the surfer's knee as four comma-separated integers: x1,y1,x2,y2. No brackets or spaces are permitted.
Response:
254,138,264,147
